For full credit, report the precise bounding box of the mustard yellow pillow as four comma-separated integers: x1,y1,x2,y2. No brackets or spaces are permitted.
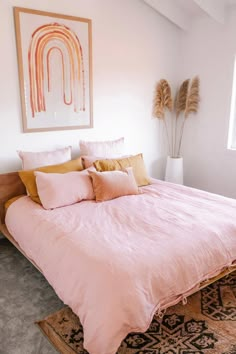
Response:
94,153,150,187
18,157,84,204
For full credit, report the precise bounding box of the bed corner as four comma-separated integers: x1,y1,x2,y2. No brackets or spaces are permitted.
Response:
0,171,26,228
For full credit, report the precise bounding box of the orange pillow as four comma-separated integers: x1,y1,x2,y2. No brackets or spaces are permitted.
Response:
18,157,84,204
89,168,139,201
94,153,150,187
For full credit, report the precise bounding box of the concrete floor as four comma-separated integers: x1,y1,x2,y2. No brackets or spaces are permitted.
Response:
0,237,63,354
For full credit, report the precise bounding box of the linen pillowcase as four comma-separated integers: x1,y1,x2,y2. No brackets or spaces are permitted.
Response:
79,137,124,157
94,153,150,187
35,170,95,209
17,146,72,170
89,168,139,202
18,157,84,205
81,155,105,169
81,154,130,169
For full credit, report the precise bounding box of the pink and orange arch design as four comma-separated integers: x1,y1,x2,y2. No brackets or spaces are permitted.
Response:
28,22,85,117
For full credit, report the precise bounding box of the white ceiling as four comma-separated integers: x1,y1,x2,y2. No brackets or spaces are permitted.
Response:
143,0,236,30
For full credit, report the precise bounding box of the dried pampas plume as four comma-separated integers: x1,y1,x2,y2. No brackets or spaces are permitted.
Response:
152,79,173,119
176,76,200,156
175,79,190,118
152,75,200,157
185,76,200,118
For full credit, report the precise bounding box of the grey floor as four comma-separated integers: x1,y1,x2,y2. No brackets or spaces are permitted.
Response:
0,236,63,354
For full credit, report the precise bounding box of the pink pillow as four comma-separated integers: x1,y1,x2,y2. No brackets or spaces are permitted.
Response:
88,167,139,202
35,170,95,209
18,146,72,170
79,138,124,157
81,155,105,169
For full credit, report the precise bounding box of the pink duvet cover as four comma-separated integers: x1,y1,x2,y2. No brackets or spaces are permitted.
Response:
5,179,236,354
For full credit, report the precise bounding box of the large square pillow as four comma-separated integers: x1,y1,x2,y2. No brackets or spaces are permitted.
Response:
79,137,124,157
18,158,84,205
89,168,139,201
94,153,150,187
35,170,94,209
17,146,72,170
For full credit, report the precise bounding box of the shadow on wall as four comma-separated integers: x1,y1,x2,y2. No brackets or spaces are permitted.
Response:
150,157,166,180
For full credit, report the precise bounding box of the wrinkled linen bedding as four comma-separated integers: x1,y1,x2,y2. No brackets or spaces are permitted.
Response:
5,179,236,354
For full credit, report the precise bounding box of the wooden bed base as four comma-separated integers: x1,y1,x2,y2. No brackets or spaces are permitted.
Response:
0,171,235,298
0,171,42,273
1,223,43,273
0,171,26,224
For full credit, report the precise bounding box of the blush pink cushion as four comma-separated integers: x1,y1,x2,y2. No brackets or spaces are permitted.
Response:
79,137,124,157
81,155,105,169
89,167,139,202
35,170,95,209
18,146,72,170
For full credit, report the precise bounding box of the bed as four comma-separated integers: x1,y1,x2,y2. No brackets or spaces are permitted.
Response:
0,171,236,354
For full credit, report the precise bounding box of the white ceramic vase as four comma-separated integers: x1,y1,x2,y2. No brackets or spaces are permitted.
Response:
165,156,183,185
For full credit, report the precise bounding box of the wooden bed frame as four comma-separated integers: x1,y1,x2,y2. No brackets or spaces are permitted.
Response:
0,171,42,272
0,171,235,295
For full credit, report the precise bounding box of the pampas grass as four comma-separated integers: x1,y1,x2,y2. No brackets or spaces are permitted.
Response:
177,76,200,156
152,79,173,154
185,76,200,117
174,79,190,156
152,79,173,119
175,79,190,118
153,76,200,157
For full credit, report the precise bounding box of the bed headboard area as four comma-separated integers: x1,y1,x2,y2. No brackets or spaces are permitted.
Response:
0,171,26,227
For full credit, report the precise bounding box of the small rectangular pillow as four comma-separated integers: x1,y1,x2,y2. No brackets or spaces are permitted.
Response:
81,154,130,169
35,170,95,209
81,155,105,169
94,153,150,187
79,137,124,157
17,146,72,170
18,158,84,205
89,168,139,202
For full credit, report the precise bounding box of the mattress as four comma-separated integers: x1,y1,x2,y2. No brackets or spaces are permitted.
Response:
5,179,236,354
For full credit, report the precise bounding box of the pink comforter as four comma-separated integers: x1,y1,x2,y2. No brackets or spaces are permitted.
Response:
5,179,236,354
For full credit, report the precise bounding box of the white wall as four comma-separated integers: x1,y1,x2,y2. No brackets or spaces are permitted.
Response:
0,0,181,177
180,9,236,198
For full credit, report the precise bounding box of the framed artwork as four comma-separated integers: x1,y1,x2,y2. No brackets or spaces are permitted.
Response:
14,7,93,132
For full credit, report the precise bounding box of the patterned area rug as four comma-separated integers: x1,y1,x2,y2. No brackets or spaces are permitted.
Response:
37,272,236,354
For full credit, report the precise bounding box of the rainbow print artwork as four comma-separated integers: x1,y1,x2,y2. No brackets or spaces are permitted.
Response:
28,22,85,118
14,7,92,132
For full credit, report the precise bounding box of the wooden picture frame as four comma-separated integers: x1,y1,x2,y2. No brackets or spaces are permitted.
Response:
14,7,93,132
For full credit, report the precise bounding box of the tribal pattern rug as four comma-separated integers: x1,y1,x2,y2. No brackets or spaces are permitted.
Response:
37,272,236,354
